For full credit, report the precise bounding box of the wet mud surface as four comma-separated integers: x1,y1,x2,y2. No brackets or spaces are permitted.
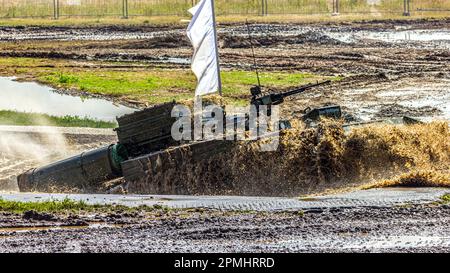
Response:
288,75,450,121
1,19,449,120
1,188,448,211
1,19,450,70
0,19,449,252
0,203,449,253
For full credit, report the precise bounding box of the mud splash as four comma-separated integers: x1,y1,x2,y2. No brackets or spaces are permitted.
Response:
0,126,117,192
364,171,450,189
127,120,449,197
0,123,70,191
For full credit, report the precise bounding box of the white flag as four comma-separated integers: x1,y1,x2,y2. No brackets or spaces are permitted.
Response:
187,0,222,96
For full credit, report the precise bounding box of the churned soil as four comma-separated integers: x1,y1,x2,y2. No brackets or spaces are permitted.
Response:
0,204,449,253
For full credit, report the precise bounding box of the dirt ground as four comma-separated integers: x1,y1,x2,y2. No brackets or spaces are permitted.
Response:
0,203,449,253
0,18,448,120
0,18,449,252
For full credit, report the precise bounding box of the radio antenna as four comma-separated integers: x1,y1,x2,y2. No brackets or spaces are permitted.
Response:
245,20,261,89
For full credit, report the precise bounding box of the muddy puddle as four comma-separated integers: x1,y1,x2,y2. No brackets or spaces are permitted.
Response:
362,29,450,42
326,29,450,48
0,27,184,41
0,77,135,122
224,24,450,49
339,79,450,121
2,24,449,50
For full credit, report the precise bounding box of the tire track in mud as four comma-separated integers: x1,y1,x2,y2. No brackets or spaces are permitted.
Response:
0,203,449,253
1,20,449,75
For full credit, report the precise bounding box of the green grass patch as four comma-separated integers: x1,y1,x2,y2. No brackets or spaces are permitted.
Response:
0,110,116,128
41,67,338,105
0,198,93,213
0,57,339,106
441,194,450,204
429,194,450,206
0,197,168,214
56,73,80,84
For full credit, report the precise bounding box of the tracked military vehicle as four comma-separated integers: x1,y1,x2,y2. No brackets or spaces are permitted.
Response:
17,81,344,193
17,78,424,195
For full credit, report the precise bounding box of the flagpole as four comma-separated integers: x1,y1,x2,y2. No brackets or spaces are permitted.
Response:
210,0,222,96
